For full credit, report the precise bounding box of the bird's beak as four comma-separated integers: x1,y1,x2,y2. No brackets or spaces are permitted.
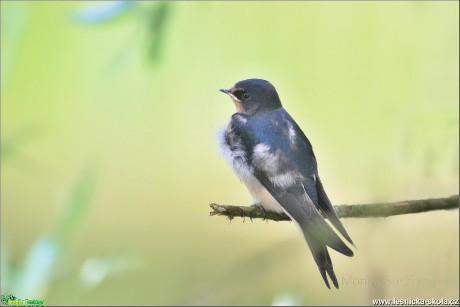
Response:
220,87,241,104
220,87,242,112
220,88,231,94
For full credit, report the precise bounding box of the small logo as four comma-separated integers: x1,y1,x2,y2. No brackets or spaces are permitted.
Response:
1,295,17,306
0,294,44,306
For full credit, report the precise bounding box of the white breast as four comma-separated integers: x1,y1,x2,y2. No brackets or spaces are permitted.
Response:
218,124,254,182
218,124,285,213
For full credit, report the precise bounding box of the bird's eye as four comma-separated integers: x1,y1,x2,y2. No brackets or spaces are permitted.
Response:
233,90,249,101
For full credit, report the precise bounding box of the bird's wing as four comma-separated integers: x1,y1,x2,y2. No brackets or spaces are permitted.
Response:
255,171,353,257
254,172,351,289
315,175,354,246
268,109,354,246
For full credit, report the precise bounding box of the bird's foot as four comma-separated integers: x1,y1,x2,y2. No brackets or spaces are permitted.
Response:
251,203,267,221
239,207,246,223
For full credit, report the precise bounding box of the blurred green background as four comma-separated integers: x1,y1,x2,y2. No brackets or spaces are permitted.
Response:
1,1,458,305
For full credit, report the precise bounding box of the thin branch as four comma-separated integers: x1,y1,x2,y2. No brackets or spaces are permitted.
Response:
209,195,459,221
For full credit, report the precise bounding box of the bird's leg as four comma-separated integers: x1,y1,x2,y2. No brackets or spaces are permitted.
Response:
238,207,245,222
251,202,267,221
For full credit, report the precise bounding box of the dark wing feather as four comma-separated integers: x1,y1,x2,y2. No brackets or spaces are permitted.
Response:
316,176,355,246
254,172,352,290
255,172,353,257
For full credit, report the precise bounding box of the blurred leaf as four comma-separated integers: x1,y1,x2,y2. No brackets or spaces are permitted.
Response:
72,1,136,24
1,126,41,163
71,1,174,66
9,168,97,298
272,291,303,306
145,2,173,64
79,252,138,288
56,168,97,244
14,237,61,298
79,257,108,288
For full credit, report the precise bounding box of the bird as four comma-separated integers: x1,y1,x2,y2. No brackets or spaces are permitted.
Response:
218,78,354,289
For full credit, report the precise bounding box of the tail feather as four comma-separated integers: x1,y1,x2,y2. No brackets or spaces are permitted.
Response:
304,231,340,289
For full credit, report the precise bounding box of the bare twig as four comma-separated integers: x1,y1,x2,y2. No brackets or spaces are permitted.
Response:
210,195,459,221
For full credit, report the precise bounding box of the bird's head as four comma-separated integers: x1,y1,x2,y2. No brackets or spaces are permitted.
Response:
220,79,282,115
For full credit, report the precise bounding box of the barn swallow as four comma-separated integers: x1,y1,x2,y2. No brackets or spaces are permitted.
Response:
218,78,354,289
